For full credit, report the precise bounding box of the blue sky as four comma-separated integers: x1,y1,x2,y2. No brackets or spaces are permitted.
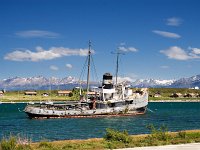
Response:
1,0,200,81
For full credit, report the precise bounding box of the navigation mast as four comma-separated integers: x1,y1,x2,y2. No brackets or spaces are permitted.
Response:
86,41,91,101
112,48,124,85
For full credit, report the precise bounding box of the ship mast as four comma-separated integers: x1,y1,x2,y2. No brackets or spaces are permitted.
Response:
86,41,91,101
114,49,124,85
115,51,119,85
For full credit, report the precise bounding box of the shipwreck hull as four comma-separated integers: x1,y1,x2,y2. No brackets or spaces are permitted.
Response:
25,106,147,119
24,91,148,119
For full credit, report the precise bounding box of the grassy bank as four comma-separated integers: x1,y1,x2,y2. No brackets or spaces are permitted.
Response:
1,88,200,102
1,127,200,150
149,88,200,101
0,90,80,102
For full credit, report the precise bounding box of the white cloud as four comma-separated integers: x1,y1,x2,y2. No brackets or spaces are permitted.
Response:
118,46,138,52
50,65,59,71
166,17,182,26
114,76,134,83
15,30,60,38
118,43,138,52
153,30,181,39
188,47,200,55
4,46,91,61
160,46,200,60
66,64,72,69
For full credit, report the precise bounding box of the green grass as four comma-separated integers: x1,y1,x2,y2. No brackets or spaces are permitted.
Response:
30,129,200,149
149,97,200,101
2,127,200,150
0,89,81,102
1,88,200,102
148,88,200,98
0,136,32,150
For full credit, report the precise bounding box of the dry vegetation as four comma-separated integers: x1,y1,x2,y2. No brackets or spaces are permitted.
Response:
1,88,200,102
1,126,200,150
0,89,80,102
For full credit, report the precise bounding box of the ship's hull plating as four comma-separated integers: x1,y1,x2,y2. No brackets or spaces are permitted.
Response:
24,94,148,119
25,107,146,119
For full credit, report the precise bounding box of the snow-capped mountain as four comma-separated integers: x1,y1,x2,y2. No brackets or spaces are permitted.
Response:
1,74,200,90
170,75,200,88
131,79,175,88
131,75,200,88
0,76,79,90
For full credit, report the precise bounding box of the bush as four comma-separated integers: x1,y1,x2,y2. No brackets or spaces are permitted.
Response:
68,92,73,97
177,131,186,139
186,132,200,139
0,136,17,150
146,124,170,142
0,136,32,150
104,128,132,143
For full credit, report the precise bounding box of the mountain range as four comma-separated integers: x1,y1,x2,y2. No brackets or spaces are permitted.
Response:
1,74,200,91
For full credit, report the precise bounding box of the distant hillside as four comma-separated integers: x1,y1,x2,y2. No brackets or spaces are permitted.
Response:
0,76,80,91
131,75,200,88
131,79,174,88
1,74,200,90
170,75,200,88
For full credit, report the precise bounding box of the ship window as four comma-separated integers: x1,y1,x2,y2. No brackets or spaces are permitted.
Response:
100,103,107,108
110,102,125,107
111,103,115,107
125,100,133,104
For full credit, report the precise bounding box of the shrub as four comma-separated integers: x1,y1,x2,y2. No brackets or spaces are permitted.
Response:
0,136,17,150
177,131,186,139
68,92,73,97
105,141,118,149
146,124,170,142
0,136,32,150
104,128,132,143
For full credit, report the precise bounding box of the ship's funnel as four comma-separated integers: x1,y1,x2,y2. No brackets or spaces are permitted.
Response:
102,73,113,89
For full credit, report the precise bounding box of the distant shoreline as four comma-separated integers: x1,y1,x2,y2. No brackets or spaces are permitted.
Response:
1,99,200,104
149,99,200,102
0,101,66,104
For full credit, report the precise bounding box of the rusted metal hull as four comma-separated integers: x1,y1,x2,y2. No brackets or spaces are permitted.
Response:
25,106,147,119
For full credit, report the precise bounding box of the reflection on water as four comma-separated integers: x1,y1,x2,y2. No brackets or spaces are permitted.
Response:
1,102,200,142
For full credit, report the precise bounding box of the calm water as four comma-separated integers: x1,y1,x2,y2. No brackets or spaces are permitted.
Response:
1,102,200,142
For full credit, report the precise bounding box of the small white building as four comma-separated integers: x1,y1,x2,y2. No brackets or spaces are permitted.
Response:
57,90,72,96
24,91,37,96
189,86,199,90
